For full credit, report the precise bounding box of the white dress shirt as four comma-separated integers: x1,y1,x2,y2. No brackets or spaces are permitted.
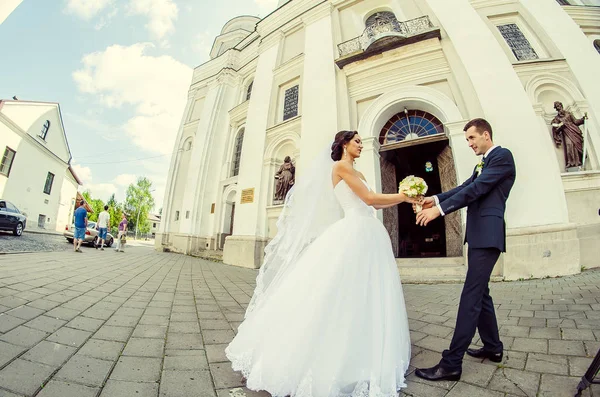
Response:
434,145,497,216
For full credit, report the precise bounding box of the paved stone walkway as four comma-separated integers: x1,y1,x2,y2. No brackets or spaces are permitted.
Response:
0,247,598,397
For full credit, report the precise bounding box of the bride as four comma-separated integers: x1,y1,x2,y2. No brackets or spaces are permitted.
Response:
225,130,417,396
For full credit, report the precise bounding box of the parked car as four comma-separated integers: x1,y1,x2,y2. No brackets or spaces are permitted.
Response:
0,200,27,236
64,221,114,247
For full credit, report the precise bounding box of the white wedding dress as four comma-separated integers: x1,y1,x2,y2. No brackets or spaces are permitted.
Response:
226,178,411,397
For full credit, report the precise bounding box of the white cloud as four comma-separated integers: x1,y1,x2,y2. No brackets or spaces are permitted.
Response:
72,163,119,201
191,31,213,62
71,163,92,185
114,174,137,186
72,43,192,155
64,0,113,20
128,0,178,41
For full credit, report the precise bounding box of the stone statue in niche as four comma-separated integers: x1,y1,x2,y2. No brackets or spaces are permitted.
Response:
274,156,295,202
551,101,588,171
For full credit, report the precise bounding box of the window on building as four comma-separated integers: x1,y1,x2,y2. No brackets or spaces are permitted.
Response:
379,110,444,145
594,39,600,54
40,120,50,140
231,129,245,177
175,211,180,221
153,223,156,228
283,85,299,121
0,147,16,177
185,211,190,219
497,23,539,61
43,172,55,195
246,81,253,101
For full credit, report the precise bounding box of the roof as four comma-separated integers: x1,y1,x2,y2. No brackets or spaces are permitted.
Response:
68,166,83,185
0,99,74,164
75,191,94,213
148,213,161,222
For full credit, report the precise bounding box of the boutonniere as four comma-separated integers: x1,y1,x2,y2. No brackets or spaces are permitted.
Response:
476,160,484,175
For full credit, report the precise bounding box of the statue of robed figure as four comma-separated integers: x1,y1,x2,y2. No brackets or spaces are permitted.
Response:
551,101,588,170
274,156,295,202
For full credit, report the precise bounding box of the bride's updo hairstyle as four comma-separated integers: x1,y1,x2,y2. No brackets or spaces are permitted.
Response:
331,130,358,161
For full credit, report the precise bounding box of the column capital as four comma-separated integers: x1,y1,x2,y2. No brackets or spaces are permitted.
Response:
362,136,381,153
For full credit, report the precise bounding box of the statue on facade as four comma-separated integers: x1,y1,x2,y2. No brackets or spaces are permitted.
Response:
274,156,295,202
551,101,588,170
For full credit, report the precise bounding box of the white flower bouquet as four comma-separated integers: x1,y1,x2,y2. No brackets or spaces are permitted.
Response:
398,175,428,212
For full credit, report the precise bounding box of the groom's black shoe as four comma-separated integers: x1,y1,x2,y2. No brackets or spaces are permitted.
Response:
467,347,503,363
415,365,461,382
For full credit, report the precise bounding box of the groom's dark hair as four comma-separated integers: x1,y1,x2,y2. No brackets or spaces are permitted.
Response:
464,118,493,140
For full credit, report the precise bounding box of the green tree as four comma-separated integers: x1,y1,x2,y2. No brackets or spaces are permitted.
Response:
106,194,123,234
124,177,155,239
80,191,104,222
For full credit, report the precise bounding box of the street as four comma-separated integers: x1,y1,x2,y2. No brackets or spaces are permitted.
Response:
0,232,73,254
0,246,598,397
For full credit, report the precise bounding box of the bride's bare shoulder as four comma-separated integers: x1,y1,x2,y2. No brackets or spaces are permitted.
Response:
333,161,352,173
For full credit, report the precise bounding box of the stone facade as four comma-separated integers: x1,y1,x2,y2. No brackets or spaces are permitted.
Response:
157,0,600,280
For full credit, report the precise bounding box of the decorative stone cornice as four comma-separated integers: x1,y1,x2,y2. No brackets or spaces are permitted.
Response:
301,1,333,25
470,0,518,9
273,53,304,80
229,100,250,126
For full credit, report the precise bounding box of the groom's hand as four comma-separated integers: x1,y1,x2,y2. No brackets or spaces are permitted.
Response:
412,196,434,213
416,207,441,226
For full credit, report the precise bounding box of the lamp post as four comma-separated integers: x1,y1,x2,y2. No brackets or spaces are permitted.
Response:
135,189,155,241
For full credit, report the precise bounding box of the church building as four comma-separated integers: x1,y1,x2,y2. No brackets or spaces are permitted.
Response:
157,0,600,281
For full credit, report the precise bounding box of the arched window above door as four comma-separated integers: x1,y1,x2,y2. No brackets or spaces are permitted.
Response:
379,109,444,145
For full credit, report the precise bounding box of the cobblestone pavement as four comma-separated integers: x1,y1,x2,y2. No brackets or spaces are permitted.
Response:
0,247,598,397
0,232,73,254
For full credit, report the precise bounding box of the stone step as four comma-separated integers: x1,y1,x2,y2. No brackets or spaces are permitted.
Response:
395,257,504,284
401,275,504,284
396,257,464,267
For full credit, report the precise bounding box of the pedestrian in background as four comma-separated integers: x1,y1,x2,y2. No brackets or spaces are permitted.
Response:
96,205,110,250
115,213,128,252
73,200,87,253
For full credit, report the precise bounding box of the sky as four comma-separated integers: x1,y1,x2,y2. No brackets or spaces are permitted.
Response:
0,0,279,212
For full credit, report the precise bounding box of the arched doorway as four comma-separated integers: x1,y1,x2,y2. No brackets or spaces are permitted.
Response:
378,109,462,258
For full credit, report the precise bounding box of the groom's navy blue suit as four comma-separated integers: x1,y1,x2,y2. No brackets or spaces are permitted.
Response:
435,145,516,371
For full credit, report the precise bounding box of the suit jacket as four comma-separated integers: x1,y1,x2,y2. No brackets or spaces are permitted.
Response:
437,146,516,252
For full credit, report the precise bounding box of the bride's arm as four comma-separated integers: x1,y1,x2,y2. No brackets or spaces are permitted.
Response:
334,162,415,206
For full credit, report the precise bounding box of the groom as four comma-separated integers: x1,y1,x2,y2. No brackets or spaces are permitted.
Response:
413,118,516,381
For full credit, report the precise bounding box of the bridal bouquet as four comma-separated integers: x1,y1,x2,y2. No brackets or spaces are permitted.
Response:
398,175,428,212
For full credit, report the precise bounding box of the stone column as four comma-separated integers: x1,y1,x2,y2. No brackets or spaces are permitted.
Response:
299,5,338,166
157,91,195,240
358,136,382,218
425,0,569,227
223,40,280,268
425,0,579,279
520,0,600,150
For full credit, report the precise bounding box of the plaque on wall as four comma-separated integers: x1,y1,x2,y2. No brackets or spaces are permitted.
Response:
283,85,299,121
497,23,539,61
241,188,255,204
210,203,215,213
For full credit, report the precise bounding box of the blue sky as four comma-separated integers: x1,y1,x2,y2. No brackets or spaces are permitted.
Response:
0,0,278,211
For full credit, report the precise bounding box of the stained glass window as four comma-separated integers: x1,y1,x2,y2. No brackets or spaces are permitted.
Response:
231,130,244,177
497,23,539,61
283,85,299,121
379,110,444,145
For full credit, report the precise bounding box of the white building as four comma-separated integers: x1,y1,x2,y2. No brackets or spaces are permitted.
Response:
0,100,81,233
158,0,600,281
0,0,22,26
149,213,161,238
